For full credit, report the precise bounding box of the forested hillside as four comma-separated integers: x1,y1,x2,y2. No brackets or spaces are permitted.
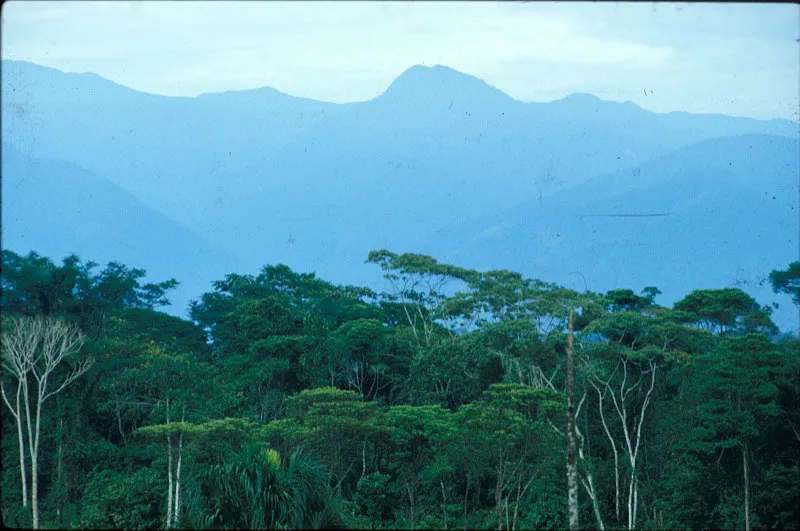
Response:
2,249,799,530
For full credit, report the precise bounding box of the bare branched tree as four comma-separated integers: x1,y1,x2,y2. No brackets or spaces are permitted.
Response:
1,316,93,529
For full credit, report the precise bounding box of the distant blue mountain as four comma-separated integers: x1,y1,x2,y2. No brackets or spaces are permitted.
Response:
1,144,239,315
427,134,800,331
2,61,798,329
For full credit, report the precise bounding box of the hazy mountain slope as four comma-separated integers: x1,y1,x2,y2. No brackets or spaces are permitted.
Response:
244,65,797,227
1,145,239,316
1,60,344,231
427,134,800,331
157,64,797,283
3,61,796,247
2,61,798,328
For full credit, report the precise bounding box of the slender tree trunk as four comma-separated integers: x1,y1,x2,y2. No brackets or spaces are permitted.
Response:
584,473,605,531
31,450,39,529
566,310,579,531
174,434,182,524
174,407,184,525
25,376,44,530
607,420,621,522
743,441,750,531
57,418,64,524
627,474,634,530
18,409,28,507
441,480,448,530
21,377,36,528
593,383,620,523
572,391,606,531
166,399,173,529
496,466,506,530
405,480,415,530
5,381,30,508
512,474,534,531
31,380,43,528
362,438,367,480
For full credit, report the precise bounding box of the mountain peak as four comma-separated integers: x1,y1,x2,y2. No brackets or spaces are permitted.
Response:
376,64,515,108
396,64,467,81
559,92,603,103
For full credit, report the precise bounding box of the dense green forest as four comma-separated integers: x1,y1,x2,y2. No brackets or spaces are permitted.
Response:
2,248,799,530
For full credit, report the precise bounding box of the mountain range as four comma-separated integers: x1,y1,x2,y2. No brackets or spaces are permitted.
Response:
1,143,239,314
2,60,798,330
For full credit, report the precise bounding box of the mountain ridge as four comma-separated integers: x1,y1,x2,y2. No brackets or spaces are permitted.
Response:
2,60,798,331
5,60,797,126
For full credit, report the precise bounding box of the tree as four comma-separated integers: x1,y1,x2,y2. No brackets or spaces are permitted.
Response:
770,262,800,306
672,288,776,336
1,250,179,333
581,311,696,530
180,442,343,529
373,404,458,529
686,334,784,530
366,250,477,347
457,384,563,531
264,387,380,491
770,262,800,334
327,319,393,401
111,337,215,528
1,316,93,529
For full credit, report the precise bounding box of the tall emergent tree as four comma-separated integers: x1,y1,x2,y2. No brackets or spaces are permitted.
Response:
1,315,93,529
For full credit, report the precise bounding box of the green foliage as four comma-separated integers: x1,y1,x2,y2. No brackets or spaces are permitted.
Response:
77,468,164,529
673,288,777,335
770,262,800,306
183,443,343,530
3,249,797,531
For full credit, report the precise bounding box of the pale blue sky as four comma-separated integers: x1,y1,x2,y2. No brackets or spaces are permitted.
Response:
2,1,798,120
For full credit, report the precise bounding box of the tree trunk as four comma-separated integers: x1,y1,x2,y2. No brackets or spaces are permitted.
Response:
31,451,39,529
18,410,28,507
496,465,506,530
441,480,448,530
627,474,634,530
174,407,184,525
743,441,750,531
572,352,605,530
29,378,44,531
567,310,579,531
594,383,620,524
586,474,605,531
166,399,173,529
174,433,182,524
362,438,367,480
405,480,416,530
6,382,29,508
57,418,64,524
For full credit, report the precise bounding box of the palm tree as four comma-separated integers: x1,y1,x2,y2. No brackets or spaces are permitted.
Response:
181,443,343,530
